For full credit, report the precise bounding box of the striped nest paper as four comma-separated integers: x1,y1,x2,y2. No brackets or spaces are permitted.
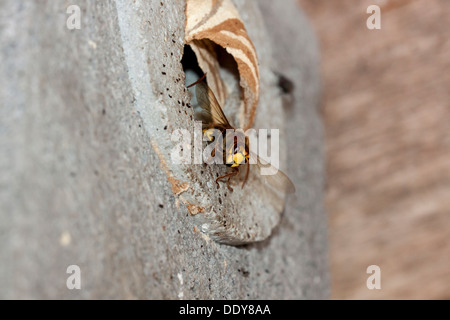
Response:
185,0,260,130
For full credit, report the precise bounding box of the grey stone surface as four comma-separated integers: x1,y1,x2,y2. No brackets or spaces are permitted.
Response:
0,0,328,299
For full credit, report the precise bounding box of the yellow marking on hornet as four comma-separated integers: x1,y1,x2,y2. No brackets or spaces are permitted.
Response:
203,128,216,141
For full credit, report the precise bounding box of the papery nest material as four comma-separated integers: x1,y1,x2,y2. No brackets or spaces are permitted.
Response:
185,0,260,130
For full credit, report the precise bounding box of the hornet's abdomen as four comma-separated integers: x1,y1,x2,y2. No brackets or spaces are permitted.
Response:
202,128,250,168
226,144,249,167
224,130,249,168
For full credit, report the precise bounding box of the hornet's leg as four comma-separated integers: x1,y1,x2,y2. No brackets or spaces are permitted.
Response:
241,162,250,189
216,167,240,192
187,73,207,88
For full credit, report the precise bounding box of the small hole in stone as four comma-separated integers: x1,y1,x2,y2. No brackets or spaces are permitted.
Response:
181,45,203,85
181,43,241,125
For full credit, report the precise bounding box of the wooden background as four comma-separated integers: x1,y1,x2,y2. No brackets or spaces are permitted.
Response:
298,0,450,299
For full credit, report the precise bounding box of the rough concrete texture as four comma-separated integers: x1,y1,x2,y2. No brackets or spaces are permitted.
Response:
0,0,328,299
116,0,290,245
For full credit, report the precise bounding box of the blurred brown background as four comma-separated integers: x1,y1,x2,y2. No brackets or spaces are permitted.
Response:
297,0,450,299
